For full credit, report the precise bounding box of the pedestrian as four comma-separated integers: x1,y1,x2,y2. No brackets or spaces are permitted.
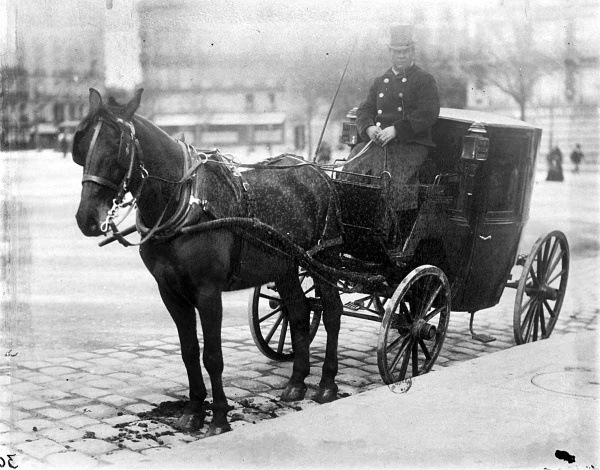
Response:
546,146,564,182
570,143,584,173
341,23,440,246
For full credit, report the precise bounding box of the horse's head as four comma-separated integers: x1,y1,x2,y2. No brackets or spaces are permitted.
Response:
74,88,144,236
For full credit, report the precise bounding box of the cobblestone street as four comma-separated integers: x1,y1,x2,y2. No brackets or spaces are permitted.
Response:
1,255,598,468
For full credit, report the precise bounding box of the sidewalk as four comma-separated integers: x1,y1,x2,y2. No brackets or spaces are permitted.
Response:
134,331,600,470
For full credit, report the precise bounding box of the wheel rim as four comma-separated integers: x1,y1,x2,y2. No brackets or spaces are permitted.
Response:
514,231,569,345
377,266,451,384
248,270,322,361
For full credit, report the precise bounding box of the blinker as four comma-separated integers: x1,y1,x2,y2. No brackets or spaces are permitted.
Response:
461,122,489,161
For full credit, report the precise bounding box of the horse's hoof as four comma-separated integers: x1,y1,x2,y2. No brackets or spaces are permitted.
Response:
313,385,338,404
173,412,204,432
280,383,307,402
206,423,232,437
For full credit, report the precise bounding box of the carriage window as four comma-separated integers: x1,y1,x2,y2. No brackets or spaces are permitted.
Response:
486,139,522,214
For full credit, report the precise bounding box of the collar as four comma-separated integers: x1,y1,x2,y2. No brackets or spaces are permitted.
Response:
391,63,417,76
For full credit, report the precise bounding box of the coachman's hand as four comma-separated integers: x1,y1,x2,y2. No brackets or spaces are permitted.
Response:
376,126,397,147
366,126,381,142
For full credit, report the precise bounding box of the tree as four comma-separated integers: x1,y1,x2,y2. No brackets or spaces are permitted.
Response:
460,19,559,121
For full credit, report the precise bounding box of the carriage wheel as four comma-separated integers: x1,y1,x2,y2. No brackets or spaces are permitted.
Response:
513,231,569,345
248,269,322,361
377,265,451,385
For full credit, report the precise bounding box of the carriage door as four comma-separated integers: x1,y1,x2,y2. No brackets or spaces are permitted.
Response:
462,131,535,310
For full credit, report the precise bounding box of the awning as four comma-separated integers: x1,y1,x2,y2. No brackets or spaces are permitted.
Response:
31,123,59,134
58,120,81,129
154,112,286,127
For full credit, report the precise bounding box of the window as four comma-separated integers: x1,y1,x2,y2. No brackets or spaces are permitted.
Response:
245,94,254,112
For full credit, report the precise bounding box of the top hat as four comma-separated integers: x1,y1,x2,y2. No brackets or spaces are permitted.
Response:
389,24,414,50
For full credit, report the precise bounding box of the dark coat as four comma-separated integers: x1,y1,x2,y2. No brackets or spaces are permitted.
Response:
356,64,440,147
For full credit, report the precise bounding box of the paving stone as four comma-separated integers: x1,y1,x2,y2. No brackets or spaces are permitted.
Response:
228,379,268,393
74,387,111,399
0,422,10,433
45,450,102,468
107,372,139,380
29,388,72,401
14,399,49,410
8,382,43,393
0,430,37,444
0,409,32,423
138,340,166,347
84,378,128,389
82,423,122,440
75,404,118,419
38,425,85,442
235,369,264,379
68,438,118,455
116,438,157,452
61,360,94,369
145,368,181,379
100,448,146,464
40,366,77,376
69,352,101,360
138,349,167,357
97,394,137,407
123,402,155,415
139,393,176,405
102,414,139,426
107,351,139,360
37,407,77,420
17,361,54,370
60,415,101,429
88,357,124,367
24,373,56,384
15,438,68,459
53,397,90,407
14,418,56,433
254,375,288,388
87,366,118,376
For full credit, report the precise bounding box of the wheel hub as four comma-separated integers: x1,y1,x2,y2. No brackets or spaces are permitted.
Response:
414,320,437,340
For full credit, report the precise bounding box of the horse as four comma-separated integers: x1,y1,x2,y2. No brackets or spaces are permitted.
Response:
73,88,345,435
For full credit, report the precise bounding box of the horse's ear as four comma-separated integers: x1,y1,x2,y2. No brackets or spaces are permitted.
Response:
89,88,103,113
123,88,144,119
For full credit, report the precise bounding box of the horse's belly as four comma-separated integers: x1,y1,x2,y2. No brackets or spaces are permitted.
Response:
223,240,295,291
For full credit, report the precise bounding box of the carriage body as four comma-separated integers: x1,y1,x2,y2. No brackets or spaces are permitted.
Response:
332,108,542,312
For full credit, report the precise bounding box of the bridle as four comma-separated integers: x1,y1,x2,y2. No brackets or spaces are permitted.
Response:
78,114,148,236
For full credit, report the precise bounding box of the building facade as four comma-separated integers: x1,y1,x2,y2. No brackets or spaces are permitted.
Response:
1,0,106,150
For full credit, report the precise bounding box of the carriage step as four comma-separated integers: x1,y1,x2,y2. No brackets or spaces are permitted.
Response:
344,301,362,311
469,311,496,343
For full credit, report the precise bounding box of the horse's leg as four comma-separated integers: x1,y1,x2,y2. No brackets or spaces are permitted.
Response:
158,286,207,432
313,280,343,403
277,273,311,402
196,289,231,436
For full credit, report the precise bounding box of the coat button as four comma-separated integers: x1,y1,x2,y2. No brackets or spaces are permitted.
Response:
379,93,384,98
384,78,389,83
398,92,403,98
377,110,382,114
402,77,407,83
376,122,381,127
397,107,403,112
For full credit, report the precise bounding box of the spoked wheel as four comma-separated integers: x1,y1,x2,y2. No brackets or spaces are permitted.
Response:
513,231,569,345
248,269,322,361
377,265,451,384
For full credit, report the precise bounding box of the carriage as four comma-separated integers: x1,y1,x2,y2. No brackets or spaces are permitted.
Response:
248,107,570,384
74,89,569,433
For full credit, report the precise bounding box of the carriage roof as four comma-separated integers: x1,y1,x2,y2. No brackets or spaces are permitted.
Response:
437,108,541,132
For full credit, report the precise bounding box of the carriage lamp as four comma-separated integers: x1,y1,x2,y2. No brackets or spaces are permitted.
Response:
341,107,359,147
461,122,489,161
461,122,490,197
